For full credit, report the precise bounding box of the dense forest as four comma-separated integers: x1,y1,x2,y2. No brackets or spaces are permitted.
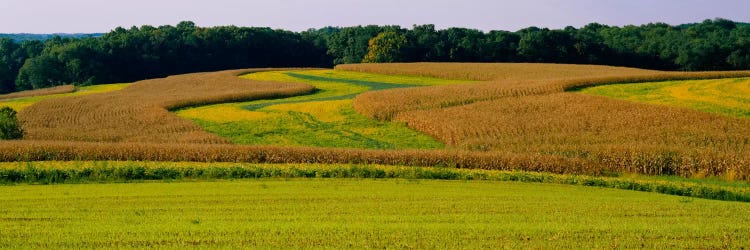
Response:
0,33,103,42
1,19,749,93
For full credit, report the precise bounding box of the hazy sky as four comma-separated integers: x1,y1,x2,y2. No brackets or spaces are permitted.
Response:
2,0,749,33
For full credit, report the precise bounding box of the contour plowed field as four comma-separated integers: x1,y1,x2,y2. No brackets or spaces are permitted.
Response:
17,69,314,143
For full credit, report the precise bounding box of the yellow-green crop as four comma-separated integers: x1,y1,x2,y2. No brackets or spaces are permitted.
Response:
1,178,749,248
176,70,470,149
579,78,750,118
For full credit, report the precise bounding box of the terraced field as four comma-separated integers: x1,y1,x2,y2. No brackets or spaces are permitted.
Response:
176,70,469,149
580,77,750,118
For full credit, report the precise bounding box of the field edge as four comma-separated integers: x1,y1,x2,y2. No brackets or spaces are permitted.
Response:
1,161,748,202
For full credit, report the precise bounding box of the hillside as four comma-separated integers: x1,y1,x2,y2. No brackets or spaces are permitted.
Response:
1,62,750,248
17,69,313,143
2,63,749,180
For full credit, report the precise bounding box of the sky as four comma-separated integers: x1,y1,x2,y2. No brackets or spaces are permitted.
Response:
1,0,749,33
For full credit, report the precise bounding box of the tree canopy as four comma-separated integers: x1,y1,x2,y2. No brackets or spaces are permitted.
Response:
362,31,407,63
0,107,22,140
1,19,749,93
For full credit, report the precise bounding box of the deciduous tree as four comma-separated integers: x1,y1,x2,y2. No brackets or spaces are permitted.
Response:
362,31,407,63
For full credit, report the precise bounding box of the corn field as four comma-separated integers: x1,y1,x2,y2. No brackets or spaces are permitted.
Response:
4,63,750,180
17,69,315,143
343,63,750,180
0,85,75,100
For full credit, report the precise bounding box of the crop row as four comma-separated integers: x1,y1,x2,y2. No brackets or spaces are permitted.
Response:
0,140,748,180
334,63,750,181
348,63,750,120
0,85,75,100
17,69,315,143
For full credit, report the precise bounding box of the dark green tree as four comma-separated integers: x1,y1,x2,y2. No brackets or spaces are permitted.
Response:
4,19,750,93
15,53,66,90
403,24,440,61
517,28,576,63
0,38,20,93
0,107,23,140
484,30,520,62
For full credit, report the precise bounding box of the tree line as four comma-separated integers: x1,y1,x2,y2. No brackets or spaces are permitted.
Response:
1,19,749,93
0,33,103,42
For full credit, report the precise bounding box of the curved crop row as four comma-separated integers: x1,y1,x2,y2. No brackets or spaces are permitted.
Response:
347,63,750,120
0,140,748,180
0,85,75,101
339,63,750,180
17,69,315,143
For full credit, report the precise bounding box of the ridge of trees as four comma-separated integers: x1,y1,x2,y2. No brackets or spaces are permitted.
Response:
1,19,749,93
0,33,103,42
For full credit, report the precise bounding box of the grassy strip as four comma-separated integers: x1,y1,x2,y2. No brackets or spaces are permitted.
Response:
579,78,750,118
242,72,421,110
177,70,454,149
1,161,748,202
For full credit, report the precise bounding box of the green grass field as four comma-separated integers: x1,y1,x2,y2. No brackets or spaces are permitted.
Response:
2,178,749,249
176,70,469,149
0,83,130,111
579,77,750,118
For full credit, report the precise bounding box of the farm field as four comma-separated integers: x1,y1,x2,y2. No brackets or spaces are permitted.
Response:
343,63,750,180
3,63,750,180
344,63,750,120
2,63,750,248
580,77,750,118
15,69,314,143
176,70,467,149
0,83,130,111
2,178,750,249
2,161,749,201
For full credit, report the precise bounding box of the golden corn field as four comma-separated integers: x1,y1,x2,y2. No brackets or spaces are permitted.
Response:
17,69,315,143
345,63,750,120
0,85,75,100
0,140,646,176
2,63,750,180
337,63,750,180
